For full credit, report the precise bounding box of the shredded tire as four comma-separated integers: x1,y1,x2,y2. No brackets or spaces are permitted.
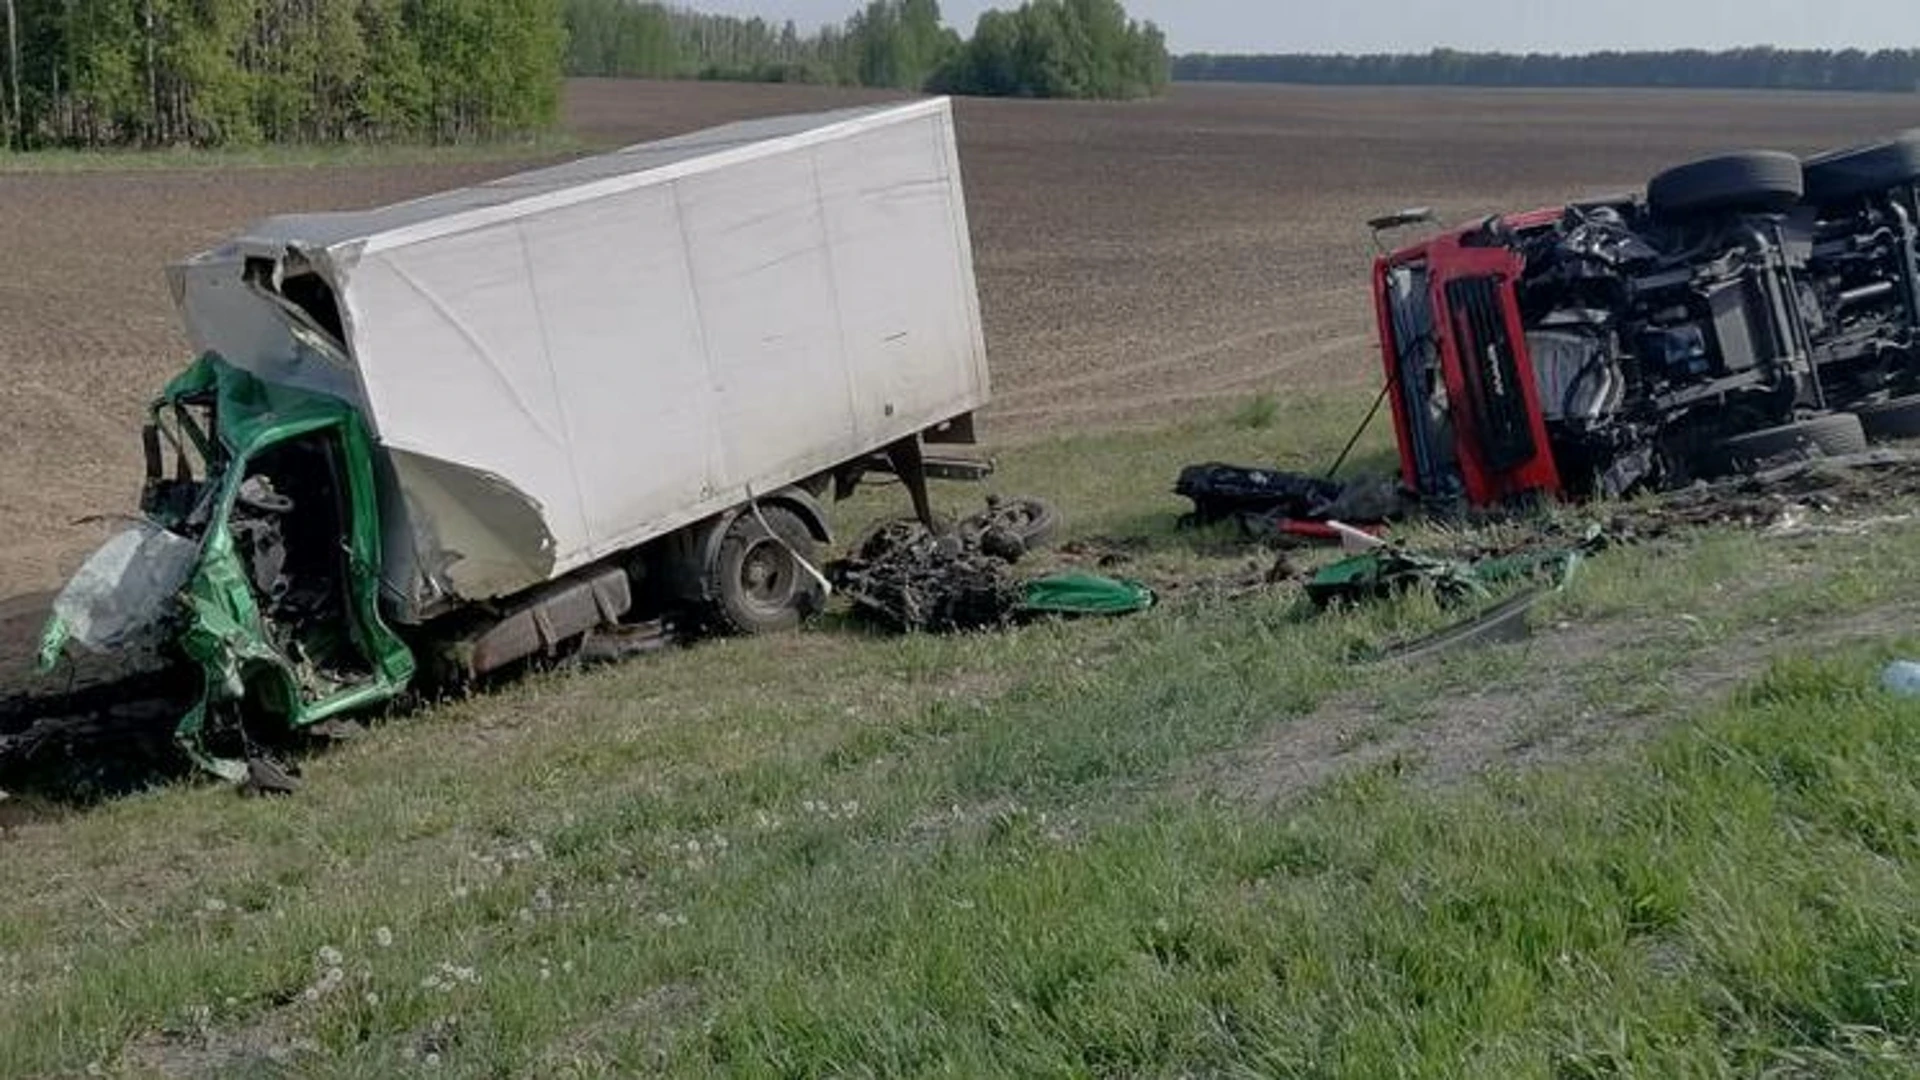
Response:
958,496,1062,555
1647,151,1804,218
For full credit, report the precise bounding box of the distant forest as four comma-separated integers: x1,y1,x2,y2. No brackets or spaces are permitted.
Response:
0,0,567,148
1173,49,1920,94
563,0,1168,100
0,0,1168,150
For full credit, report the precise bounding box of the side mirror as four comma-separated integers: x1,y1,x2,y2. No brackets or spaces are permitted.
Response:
1368,207,1438,254
1367,207,1436,232
142,422,163,482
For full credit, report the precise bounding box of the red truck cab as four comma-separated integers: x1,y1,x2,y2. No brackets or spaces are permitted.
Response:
1375,210,1565,508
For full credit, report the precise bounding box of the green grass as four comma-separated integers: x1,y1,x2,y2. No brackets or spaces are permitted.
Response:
0,133,593,174
5,391,1920,1077
1230,392,1280,430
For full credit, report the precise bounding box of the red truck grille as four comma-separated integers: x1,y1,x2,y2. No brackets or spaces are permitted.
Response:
1445,275,1539,473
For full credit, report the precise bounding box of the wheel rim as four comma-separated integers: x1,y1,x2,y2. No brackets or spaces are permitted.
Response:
738,536,796,613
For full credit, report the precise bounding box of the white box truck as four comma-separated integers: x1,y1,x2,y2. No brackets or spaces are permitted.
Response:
35,98,991,778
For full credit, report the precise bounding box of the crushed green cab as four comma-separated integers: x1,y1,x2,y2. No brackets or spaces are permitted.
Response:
40,354,414,781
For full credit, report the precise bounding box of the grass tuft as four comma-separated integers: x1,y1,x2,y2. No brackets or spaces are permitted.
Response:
1231,392,1280,429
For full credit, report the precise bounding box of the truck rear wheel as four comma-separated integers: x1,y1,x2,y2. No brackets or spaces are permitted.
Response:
706,505,825,635
1647,151,1804,218
1856,394,1920,441
1717,413,1868,472
1804,131,1920,204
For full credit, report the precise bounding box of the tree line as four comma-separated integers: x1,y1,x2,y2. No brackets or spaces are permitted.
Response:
1173,48,1920,94
0,0,565,149
930,0,1166,99
564,0,1168,100
563,0,954,87
0,0,1168,150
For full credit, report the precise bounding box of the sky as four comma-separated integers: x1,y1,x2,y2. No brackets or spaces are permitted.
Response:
678,0,1920,54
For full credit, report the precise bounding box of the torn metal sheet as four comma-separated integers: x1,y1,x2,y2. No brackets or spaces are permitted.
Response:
1306,530,1604,609
38,523,197,662
384,449,558,604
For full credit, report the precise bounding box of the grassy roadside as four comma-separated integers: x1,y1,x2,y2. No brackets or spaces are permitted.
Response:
0,135,593,175
5,392,1920,1076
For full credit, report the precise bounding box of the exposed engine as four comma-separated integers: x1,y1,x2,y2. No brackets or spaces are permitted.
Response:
1504,201,1817,493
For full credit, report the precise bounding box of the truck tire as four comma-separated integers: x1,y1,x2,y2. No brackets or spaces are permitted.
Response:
706,506,825,635
1804,131,1920,205
958,496,1061,557
1647,151,1804,218
1718,413,1868,471
1856,394,1920,441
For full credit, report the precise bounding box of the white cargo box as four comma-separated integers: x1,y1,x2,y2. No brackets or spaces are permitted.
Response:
171,98,990,617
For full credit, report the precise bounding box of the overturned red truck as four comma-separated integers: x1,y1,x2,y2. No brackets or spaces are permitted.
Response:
1375,130,1920,507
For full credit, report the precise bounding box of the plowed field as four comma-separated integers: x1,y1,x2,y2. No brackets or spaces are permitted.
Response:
3,79,1916,597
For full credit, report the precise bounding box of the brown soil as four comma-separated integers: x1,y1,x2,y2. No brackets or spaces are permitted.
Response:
4,78,1918,606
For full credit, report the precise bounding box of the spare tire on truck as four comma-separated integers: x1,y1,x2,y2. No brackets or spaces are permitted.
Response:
1804,130,1920,205
1647,151,1805,218
1715,413,1868,472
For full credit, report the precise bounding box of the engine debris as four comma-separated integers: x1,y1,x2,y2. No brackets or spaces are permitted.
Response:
829,500,1153,633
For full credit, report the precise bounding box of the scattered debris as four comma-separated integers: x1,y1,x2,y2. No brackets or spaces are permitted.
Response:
1882,660,1920,698
1376,586,1555,663
1305,530,1604,610
831,519,1025,632
1022,573,1158,619
1604,449,1920,539
237,757,302,798
1174,463,1410,539
956,494,1061,561
0,668,199,801
830,499,1153,633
